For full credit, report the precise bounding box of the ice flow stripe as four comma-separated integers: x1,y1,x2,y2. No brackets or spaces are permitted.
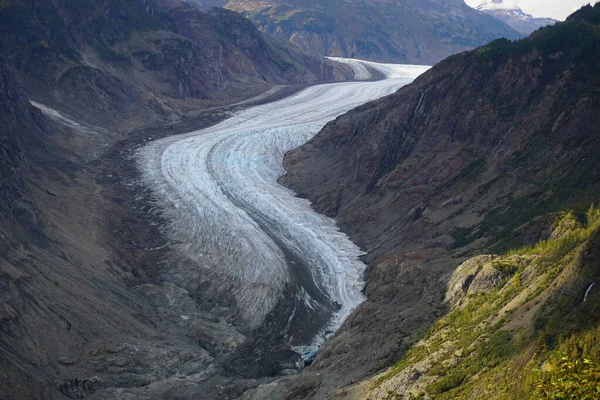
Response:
138,59,430,345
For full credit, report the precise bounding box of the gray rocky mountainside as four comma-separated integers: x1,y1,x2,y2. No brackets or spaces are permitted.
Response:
474,0,557,35
0,0,355,399
264,4,600,399
196,0,522,64
2,0,599,399
0,0,351,129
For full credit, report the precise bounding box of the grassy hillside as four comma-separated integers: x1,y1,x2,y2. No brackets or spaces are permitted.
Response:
364,206,600,399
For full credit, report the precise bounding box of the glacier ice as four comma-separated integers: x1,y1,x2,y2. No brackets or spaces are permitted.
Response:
138,59,429,348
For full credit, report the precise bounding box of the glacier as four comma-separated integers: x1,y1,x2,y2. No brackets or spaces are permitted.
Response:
138,59,430,351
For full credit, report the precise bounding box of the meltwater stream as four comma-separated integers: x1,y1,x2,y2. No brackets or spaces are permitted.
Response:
139,59,429,358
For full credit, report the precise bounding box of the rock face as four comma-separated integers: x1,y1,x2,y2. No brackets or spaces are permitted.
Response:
217,0,522,64
0,0,351,129
275,5,600,398
474,0,558,35
444,255,493,307
0,1,356,398
0,59,47,228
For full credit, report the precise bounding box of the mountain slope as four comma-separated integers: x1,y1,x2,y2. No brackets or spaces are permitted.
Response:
0,0,351,129
263,4,600,399
475,0,557,35
214,0,522,64
0,58,46,227
0,1,356,398
0,68,267,398
367,209,600,399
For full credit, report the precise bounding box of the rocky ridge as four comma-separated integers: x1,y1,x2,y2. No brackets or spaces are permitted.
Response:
0,0,352,130
198,0,522,64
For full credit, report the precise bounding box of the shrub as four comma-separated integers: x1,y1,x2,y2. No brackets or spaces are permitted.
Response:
534,355,600,399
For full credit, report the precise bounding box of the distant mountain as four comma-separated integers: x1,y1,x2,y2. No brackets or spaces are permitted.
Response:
475,0,558,34
199,0,522,65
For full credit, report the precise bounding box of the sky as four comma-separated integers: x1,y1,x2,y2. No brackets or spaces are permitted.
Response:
463,0,596,20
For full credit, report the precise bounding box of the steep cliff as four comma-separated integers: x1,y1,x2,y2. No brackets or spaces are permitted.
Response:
220,0,521,64
271,4,600,398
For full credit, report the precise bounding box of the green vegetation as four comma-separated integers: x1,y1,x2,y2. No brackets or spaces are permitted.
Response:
478,3,600,64
451,227,475,250
535,353,600,399
444,5,600,254
490,258,520,274
0,0,166,68
93,42,128,63
447,158,486,189
372,205,600,399
508,208,600,259
478,144,600,253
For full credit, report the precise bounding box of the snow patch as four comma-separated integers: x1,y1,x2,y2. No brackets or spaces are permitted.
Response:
476,0,520,12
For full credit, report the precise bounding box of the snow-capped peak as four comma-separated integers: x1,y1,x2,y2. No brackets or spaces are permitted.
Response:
472,0,558,35
476,0,521,12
